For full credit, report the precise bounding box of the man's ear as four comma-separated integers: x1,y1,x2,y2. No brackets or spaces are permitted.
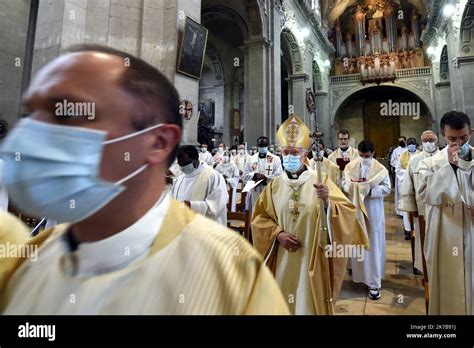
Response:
147,124,182,165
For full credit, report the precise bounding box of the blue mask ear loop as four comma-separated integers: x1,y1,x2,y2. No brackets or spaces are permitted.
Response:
103,123,164,185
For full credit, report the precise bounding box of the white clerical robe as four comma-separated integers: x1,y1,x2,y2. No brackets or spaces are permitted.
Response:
417,146,474,315
215,161,240,212
233,153,252,174
0,195,289,314
328,146,359,187
396,150,419,232
398,149,440,272
343,158,391,288
243,153,282,212
172,162,228,226
199,150,213,166
0,159,8,211
391,146,407,216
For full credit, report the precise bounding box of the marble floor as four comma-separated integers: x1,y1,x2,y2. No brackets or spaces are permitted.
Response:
335,193,427,315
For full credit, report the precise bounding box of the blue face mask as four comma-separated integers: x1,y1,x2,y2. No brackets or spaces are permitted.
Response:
460,141,471,157
407,144,417,153
258,147,268,154
0,118,162,224
283,155,302,174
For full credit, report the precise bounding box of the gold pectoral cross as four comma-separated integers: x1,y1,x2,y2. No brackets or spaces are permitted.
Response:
289,200,305,222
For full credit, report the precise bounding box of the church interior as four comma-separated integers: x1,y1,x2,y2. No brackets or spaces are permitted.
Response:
0,0,473,319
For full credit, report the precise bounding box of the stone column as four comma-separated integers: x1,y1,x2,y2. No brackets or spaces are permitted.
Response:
288,73,309,124
453,56,474,127
243,38,270,145
269,5,282,144
0,0,33,129
174,0,201,145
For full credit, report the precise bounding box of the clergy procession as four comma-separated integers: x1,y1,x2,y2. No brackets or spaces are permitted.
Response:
0,45,473,317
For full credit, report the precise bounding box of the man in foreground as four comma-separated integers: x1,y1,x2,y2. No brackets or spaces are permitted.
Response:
0,44,289,315
417,111,473,315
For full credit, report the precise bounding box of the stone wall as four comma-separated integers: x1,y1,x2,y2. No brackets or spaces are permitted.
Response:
0,0,31,131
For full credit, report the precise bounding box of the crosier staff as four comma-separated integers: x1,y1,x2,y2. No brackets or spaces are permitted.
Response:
306,88,334,314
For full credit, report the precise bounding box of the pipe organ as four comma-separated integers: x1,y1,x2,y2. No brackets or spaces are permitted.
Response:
332,1,427,84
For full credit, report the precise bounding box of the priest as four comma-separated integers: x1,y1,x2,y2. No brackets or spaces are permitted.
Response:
417,111,473,315
395,137,420,240
172,145,228,225
308,141,340,184
0,44,289,315
342,140,391,300
399,131,439,273
390,136,407,216
243,136,282,212
251,115,368,315
199,143,213,166
215,152,240,212
233,144,252,177
328,129,359,186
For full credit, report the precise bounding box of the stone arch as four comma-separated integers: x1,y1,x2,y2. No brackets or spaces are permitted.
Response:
332,85,435,154
202,43,225,84
201,6,250,42
243,0,265,37
460,0,474,56
281,28,304,74
331,84,435,127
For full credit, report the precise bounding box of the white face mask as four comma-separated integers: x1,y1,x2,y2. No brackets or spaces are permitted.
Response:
422,142,437,153
201,147,207,153
238,149,245,155
361,157,372,167
223,155,230,162
180,162,196,175
218,147,224,153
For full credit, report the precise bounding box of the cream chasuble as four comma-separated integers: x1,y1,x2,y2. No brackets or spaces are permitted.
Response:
396,150,420,232
0,197,289,315
307,158,339,185
417,146,474,315
251,169,368,315
398,149,440,272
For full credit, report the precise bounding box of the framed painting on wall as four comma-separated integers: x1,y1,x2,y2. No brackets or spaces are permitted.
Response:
177,17,208,79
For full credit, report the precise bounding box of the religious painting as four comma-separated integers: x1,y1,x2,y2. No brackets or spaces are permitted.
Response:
177,17,208,80
197,100,214,146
